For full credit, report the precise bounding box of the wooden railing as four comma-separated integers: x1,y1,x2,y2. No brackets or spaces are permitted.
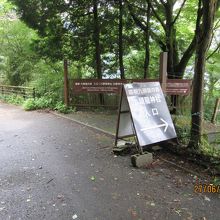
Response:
0,85,35,99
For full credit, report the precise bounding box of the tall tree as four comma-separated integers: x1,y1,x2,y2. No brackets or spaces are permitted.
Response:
127,0,196,79
143,3,150,79
0,15,38,85
93,0,102,79
9,0,103,78
118,0,125,79
189,0,218,149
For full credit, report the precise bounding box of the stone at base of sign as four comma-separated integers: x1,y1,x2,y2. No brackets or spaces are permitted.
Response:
131,152,153,168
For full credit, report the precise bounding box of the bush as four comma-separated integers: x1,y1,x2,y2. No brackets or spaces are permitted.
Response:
0,94,24,105
22,98,36,110
23,97,52,110
22,97,75,114
172,115,191,145
54,101,75,114
35,97,53,109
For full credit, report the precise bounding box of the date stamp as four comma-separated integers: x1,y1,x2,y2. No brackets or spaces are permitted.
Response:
194,184,220,193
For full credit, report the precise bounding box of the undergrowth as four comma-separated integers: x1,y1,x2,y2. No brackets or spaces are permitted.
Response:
0,94,75,114
173,115,220,158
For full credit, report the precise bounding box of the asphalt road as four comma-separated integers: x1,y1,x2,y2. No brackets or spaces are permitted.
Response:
0,102,219,220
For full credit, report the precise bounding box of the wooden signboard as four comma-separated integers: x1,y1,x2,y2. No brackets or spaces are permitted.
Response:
72,79,157,94
72,79,192,96
115,82,177,152
166,79,192,96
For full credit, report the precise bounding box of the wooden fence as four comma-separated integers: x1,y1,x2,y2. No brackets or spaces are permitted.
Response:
0,85,35,99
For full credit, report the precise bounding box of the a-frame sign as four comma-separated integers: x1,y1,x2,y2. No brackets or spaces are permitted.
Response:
115,82,177,153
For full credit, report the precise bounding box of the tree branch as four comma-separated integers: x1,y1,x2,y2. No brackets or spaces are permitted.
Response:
159,0,166,7
126,1,149,14
213,18,220,30
174,0,203,77
206,43,220,60
126,0,166,51
174,34,197,77
147,0,166,31
150,31,167,51
172,0,187,25
126,0,147,32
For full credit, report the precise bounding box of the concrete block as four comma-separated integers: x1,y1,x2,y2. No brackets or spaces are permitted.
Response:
131,152,153,168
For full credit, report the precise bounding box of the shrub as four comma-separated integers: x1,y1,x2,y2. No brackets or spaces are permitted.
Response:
54,101,75,114
0,94,24,105
35,97,53,109
23,98,36,110
173,115,191,145
22,97,75,114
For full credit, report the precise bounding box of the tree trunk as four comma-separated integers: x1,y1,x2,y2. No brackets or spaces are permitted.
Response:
189,0,217,149
143,4,150,79
164,2,177,79
63,59,69,106
93,0,104,105
118,0,125,79
93,0,102,79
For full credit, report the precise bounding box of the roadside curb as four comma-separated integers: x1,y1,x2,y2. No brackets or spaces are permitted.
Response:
50,111,115,138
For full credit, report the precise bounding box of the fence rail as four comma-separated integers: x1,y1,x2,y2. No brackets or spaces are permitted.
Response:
0,84,35,99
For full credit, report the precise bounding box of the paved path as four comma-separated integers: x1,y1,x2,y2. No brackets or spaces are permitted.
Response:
0,102,219,220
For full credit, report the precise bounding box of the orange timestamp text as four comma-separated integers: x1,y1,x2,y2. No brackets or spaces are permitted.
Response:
194,184,220,193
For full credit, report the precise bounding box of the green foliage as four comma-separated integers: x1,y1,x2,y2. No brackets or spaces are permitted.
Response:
173,115,191,145
29,60,64,102
54,101,75,114
0,19,38,85
204,98,216,121
213,176,220,186
199,136,220,158
0,94,24,105
22,96,75,114
35,97,53,109
23,97,52,111
22,98,36,110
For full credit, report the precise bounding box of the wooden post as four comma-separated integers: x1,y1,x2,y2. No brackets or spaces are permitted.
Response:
33,88,36,99
211,98,220,124
64,59,69,106
159,52,168,94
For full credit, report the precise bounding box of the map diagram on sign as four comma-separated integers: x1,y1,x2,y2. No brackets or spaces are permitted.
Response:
121,82,177,147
